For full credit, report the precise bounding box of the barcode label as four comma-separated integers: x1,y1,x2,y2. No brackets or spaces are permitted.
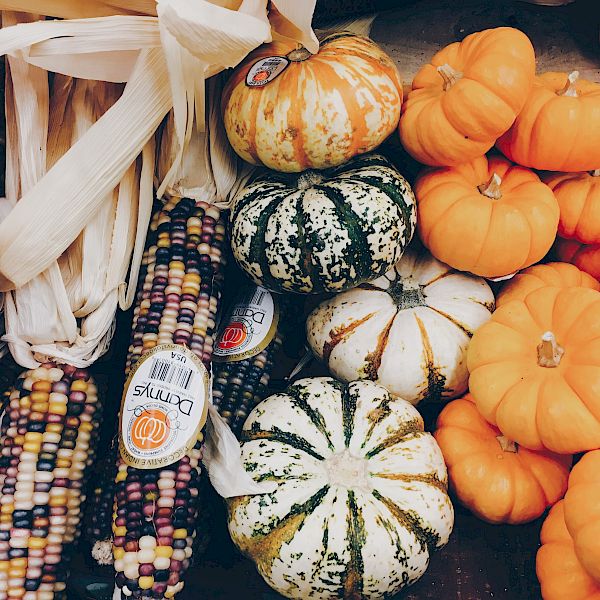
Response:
249,287,266,306
149,358,194,390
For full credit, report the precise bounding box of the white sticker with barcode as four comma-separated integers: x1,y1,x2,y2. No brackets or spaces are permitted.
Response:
213,286,279,363
119,344,209,469
245,56,290,87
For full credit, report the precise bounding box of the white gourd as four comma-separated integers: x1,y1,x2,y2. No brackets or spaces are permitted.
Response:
307,248,495,405
228,377,454,600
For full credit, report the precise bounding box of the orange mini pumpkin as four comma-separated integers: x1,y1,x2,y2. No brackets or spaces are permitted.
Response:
564,451,600,583
399,27,535,166
498,72,600,171
435,395,571,524
537,501,600,600
468,285,600,453
415,154,559,278
496,261,599,307
222,33,403,172
543,170,600,244
554,237,600,281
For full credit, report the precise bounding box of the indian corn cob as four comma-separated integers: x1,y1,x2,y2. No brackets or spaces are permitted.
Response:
0,363,100,600
211,289,287,437
112,197,226,599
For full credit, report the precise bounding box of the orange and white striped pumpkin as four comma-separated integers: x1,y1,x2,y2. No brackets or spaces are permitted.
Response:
222,33,403,172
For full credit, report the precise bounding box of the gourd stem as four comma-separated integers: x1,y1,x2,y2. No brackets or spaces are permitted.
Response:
496,436,518,453
591,169,600,177
537,331,564,368
297,170,325,190
478,173,503,200
558,71,580,97
287,46,312,62
437,63,463,91
387,278,426,309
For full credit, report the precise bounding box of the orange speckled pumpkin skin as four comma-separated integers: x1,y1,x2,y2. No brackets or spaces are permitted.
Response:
222,33,403,172
496,261,600,307
497,72,600,172
434,395,571,525
399,27,535,166
554,237,600,281
537,501,600,600
468,286,600,454
564,451,600,584
414,154,559,278
543,171,600,244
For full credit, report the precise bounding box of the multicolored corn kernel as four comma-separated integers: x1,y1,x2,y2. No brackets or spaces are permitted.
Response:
112,198,226,599
0,363,100,600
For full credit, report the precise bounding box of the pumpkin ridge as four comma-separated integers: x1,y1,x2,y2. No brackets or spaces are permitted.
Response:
343,490,366,600
414,313,448,402
426,305,474,338
294,192,321,292
342,384,358,448
372,489,441,552
371,472,447,493
323,312,377,362
362,392,394,448
236,485,331,572
362,310,398,380
365,420,424,459
420,268,455,287
343,172,415,233
285,385,336,452
244,187,286,289
242,423,325,461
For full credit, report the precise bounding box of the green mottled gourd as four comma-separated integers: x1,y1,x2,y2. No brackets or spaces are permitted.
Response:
306,248,495,405
227,377,454,599
229,153,417,294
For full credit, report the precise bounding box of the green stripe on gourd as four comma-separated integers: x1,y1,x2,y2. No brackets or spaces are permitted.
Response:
230,153,416,294
228,378,454,600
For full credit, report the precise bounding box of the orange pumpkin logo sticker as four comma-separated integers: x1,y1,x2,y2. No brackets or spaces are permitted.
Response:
252,70,270,83
131,409,170,451
218,321,248,350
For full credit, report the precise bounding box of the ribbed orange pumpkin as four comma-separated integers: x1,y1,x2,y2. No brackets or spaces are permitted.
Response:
399,27,535,166
498,72,600,171
435,395,571,525
222,33,403,172
543,170,600,244
537,501,600,600
554,237,600,281
415,154,559,278
564,451,600,583
496,262,599,307
468,285,600,453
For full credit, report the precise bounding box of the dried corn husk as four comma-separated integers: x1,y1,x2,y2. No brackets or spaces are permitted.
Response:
0,0,158,18
0,1,316,293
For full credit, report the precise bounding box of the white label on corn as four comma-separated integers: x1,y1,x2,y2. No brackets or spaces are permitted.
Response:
119,344,209,469
213,286,279,363
245,56,290,87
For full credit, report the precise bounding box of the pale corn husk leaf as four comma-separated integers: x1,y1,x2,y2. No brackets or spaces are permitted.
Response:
0,46,171,292
270,0,319,53
315,14,378,39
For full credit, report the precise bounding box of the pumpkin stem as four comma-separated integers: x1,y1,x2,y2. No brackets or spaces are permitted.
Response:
496,435,518,453
437,63,463,90
478,173,503,200
287,46,312,62
558,71,580,97
591,169,600,177
297,170,325,190
387,277,426,309
537,331,564,368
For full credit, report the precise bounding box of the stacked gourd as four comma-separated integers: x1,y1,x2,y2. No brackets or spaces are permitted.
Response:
221,32,458,600
222,22,600,600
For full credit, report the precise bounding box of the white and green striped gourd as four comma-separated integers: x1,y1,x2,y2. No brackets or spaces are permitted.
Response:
229,153,417,294
227,377,454,599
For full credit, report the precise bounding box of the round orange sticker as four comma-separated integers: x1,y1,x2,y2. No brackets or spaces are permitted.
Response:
218,321,248,350
131,409,170,451
252,70,270,83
